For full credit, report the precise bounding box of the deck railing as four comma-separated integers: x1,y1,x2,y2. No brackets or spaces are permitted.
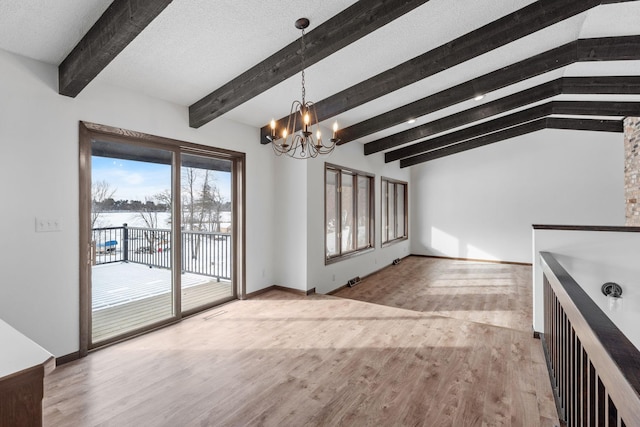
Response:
92,224,231,281
540,251,640,427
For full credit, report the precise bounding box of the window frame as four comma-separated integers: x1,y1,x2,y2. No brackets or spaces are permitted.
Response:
381,176,408,246
325,163,375,264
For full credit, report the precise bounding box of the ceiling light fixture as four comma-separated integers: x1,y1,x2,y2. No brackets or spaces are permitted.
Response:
267,18,339,159
474,94,485,101
407,118,416,124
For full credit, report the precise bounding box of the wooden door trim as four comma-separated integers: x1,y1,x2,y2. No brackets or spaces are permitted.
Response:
78,121,246,353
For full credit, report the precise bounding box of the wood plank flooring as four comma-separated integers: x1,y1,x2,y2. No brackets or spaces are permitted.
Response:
43,256,559,427
335,256,532,332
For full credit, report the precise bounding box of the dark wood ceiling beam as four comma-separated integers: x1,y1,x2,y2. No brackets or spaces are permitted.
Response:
188,0,432,129
388,101,640,163
378,75,640,159
361,36,640,153
552,100,640,116
377,80,562,159
561,75,640,93
399,117,621,167
400,120,548,167
578,35,640,61
358,45,577,152
59,0,173,97
386,103,553,162
259,0,604,143
546,117,624,132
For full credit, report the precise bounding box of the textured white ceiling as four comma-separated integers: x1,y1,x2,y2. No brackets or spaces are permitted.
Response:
0,0,638,151
579,1,640,38
222,0,541,128
0,0,112,64
93,0,359,106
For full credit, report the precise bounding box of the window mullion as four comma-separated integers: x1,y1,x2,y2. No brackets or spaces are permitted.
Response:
337,171,342,256
394,183,398,239
352,174,357,252
325,163,374,264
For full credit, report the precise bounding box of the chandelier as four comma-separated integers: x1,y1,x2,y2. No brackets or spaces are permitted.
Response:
267,18,340,159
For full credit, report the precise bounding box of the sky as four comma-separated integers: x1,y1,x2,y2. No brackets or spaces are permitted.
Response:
92,156,232,202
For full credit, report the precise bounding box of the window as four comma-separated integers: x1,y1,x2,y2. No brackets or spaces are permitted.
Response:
325,163,374,263
382,177,408,245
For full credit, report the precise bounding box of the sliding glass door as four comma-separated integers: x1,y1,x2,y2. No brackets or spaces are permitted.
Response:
180,153,234,313
90,144,176,343
79,123,244,352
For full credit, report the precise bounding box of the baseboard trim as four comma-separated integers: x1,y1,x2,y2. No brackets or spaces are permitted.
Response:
245,286,276,299
246,285,315,299
56,351,81,366
327,285,348,295
412,254,532,267
327,254,412,295
273,285,315,296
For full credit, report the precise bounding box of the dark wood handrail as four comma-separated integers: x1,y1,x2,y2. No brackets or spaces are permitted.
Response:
540,251,640,426
533,224,640,232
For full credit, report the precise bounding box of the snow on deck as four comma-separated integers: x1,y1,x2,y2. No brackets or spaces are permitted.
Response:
91,262,221,310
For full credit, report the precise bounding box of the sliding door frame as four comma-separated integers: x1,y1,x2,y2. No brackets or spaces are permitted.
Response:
79,121,246,356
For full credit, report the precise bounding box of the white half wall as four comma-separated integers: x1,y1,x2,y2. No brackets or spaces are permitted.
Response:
0,48,276,357
410,129,626,263
533,228,640,350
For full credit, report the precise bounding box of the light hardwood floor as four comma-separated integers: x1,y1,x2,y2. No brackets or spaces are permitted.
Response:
334,256,532,332
43,256,559,426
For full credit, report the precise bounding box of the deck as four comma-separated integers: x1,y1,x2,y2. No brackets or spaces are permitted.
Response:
92,262,233,343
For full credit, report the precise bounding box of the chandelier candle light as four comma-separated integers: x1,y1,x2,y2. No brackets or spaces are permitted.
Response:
268,18,340,158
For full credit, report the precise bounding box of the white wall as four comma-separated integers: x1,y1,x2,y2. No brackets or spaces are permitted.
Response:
410,129,625,263
3,43,625,358
273,156,308,291
533,229,640,350
0,47,409,357
0,48,277,356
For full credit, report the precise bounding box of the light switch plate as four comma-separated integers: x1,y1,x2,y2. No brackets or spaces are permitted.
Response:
35,217,61,232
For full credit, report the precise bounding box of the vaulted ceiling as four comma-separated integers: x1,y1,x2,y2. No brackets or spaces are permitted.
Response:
1,0,639,167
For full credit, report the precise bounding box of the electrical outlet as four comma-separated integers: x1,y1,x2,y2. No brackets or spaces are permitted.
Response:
35,217,61,232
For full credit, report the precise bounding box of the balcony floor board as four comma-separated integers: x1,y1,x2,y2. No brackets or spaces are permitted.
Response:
91,262,232,342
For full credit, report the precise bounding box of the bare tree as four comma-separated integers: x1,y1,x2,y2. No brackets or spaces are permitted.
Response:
182,168,198,231
180,167,227,259
207,183,225,232
137,193,170,253
91,180,116,228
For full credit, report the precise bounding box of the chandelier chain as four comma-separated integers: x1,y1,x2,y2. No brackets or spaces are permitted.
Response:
301,28,306,104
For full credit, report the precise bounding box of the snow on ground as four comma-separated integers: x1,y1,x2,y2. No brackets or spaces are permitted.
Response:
94,211,231,229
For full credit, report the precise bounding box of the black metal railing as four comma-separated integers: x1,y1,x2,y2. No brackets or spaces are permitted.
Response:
181,230,231,280
91,224,231,281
